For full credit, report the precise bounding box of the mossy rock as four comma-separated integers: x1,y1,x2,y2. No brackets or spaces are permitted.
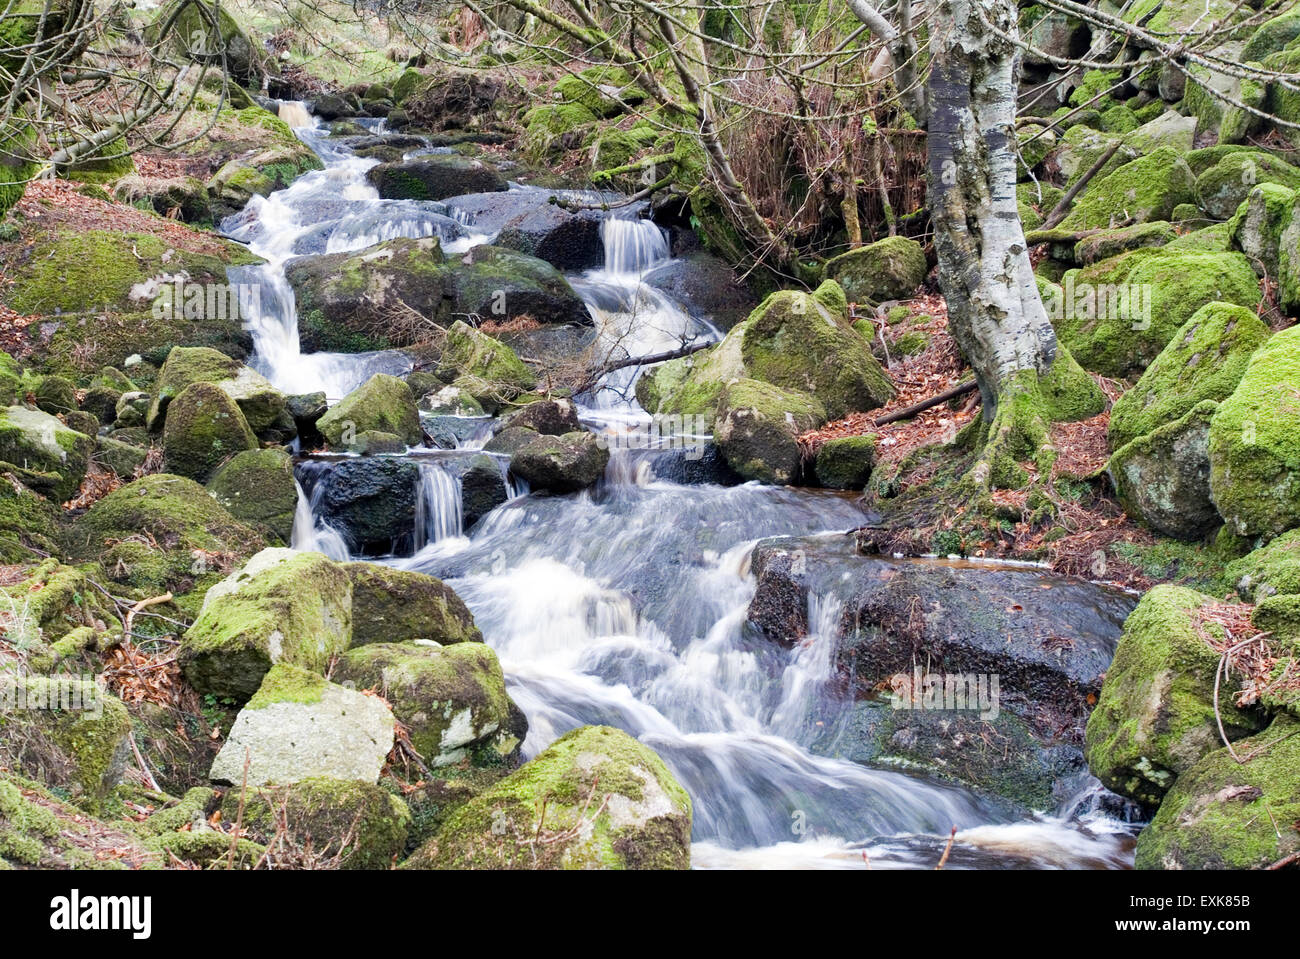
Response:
1074,220,1176,264
1226,528,1300,601
217,777,410,869
206,448,298,544
150,0,263,85
63,136,135,185
1055,248,1261,377
0,473,63,562
1084,585,1266,808
435,321,535,409
344,562,482,647
1060,147,1196,230
823,236,927,304
366,156,507,201
0,772,157,868
179,549,353,702
1134,713,1300,869
335,642,521,768
151,829,266,869
1,558,120,645
1194,151,1300,220
508,430,609,493
1017,181,1065,232
1108,301,1271,451
1108,401,1221,540
161,382,258,482
64,474,265,614
0,677,133,812
146,345,240,431
1230,182,1294,281
443,244,590,328
405,725,691,869
713,378,826,486
0,405,94,501
317,373,422,448
814,435,876,490
1208,325,1300,538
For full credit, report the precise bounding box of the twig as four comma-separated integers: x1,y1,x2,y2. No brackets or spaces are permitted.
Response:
935,825,957,870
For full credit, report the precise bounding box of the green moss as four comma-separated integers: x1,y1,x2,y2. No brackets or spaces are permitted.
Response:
1194,152,1300,220
404,725,690,870
823,236,927,304
814,435,876,490
1109,302,1270,451
180,554,352,702
1226,528,1300,601
435,321,535,405
1055,248,1261,377
1208,325,1300,538
1134,713,1300,869
1069,69,1122,108
714,378,826,485
0,405,94,501
206,448,297,544
1084,585,1265,807
343,563,483,646
64,137,135,184
151,829,265,869
336,642,516,766
160,382,257,481
316,373,421,449
1060,147,1196,230
1230,182,1294,281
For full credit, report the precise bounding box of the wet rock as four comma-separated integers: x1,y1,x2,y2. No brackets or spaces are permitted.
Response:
503,398,581,436
435,321,536,410
509,430,609,493
643,251,757,331
444,245,591,327
209,665,394,786
714,379,825,485
367,156,507,201
495,205,605,271
484,425,541,455
317,374,422,448
302,457,419,554
444,453,510,528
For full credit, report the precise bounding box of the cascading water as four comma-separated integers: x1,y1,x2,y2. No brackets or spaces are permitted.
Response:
225,107,1138,869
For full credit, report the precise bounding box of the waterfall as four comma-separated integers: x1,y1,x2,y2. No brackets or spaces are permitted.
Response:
414,461,464,549
600,216,669,274
290,481,350,561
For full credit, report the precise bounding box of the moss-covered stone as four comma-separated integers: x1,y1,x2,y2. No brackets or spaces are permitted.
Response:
161,382,258,481
814,435,876,490
1108,301,1271,451
1226,528,1300,601
443,245,590,328
146,346,239,431
217,777,410,869
713,378,826,485
1134,713,1300,869
405,725,690,869
509,430,609,493
435,321,535,411
823,236,927,304
1074,220,1176,264
344,563,482,646
317,373,422,448
0,405,94,501
1194,151,1300,220
1084,585,1266,808
1229,182,1294,280
206,448,297,544
179,549,353,702
1208,325,1300,538
1060,147,1196,230
1055,248,1261,377
336,642,520,767
0,474,62,562
64,474,265,615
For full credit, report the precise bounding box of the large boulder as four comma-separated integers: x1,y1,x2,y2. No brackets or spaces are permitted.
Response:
643,252,757,331
1208,325,1300,538
206,448,299,544
285,237,446,353
638,287,893,422
161,382,258,481
1108,301,1271,451
713,379,826,485
65,474,265,614
366,156,507,201
0,406,94,501
405,725,691,869
1195,151,1300,220
1226,529,1300,601
300,458,419,554
335,642,522,767
1134,714,1300,869
1085,585,1266,808
494,205,605,271
509,431,609,493
1060,147,1196,231
1109,402,1221,540
343,562,483,646
449,453,510,528
823,237,927,304
1231,182,1294,281
146,346,239,430
209,665,395,786
179,549,353,701
152,1,262,86
502,397,581,436
444,245,591,327
1055,248,1261,377
317,374,422,449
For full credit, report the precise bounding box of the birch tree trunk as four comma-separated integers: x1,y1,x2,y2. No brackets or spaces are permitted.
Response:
925,0,1103,488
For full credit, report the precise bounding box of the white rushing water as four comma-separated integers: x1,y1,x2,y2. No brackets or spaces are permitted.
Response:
232,105,1138,868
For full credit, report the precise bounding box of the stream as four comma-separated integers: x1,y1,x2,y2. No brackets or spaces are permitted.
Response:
221,107,1141,869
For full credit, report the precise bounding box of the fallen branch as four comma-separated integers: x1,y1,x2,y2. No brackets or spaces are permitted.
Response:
1039,139,1124,230
873,379,979,427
